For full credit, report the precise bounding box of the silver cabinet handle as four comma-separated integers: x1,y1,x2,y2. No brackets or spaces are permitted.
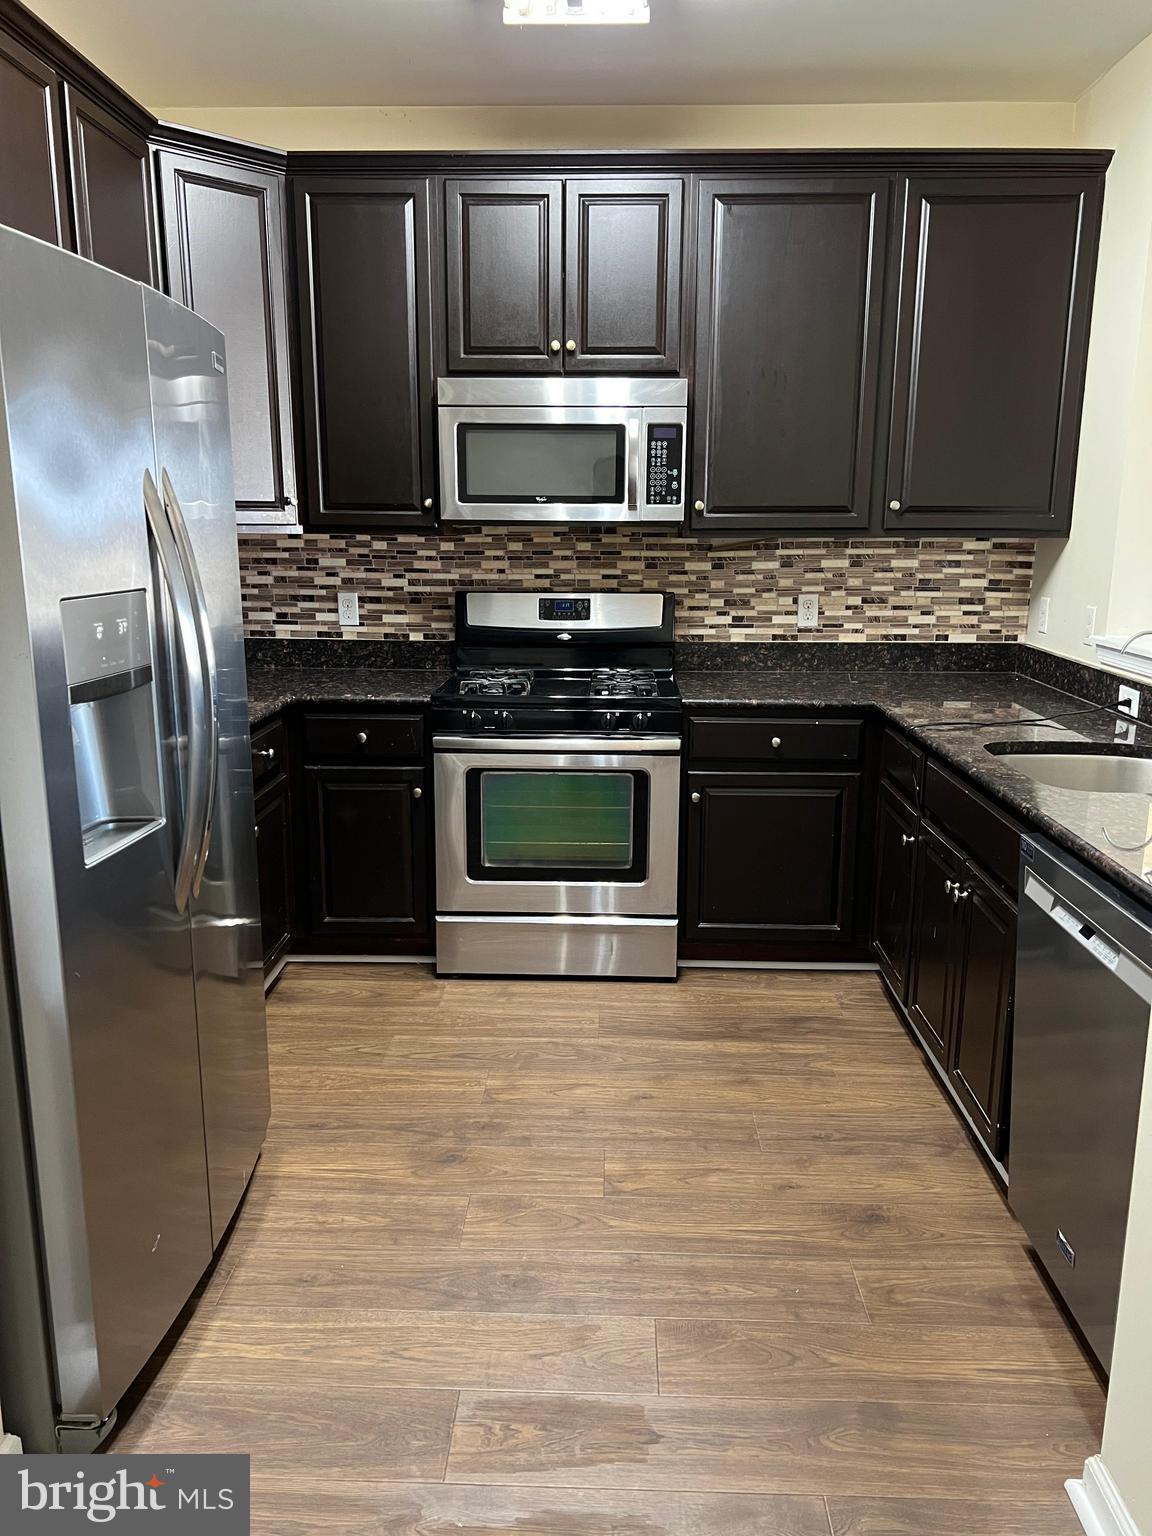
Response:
901,833,916,847
144,468,207,916
357,731,368,744
691,791,701,803
889,499,901,511
955,885,970,903
771,736,782,749
944,878,956,895
549,339,561,353
412,786,423,799
423,497,433,509
254,747,276,761
565,339,576,352
694,500,705,512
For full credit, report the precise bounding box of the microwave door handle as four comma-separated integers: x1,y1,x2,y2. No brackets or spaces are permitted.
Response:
144,468,207,914
160,468,219,899
627,416,641,513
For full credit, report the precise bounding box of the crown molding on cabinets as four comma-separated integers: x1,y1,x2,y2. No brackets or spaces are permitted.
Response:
0,0,152,139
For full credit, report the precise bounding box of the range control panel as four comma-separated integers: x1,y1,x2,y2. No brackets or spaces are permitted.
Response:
646,424,684,507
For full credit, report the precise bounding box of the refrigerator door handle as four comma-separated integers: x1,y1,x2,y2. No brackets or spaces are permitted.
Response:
160,468,219,898
143,468,209,913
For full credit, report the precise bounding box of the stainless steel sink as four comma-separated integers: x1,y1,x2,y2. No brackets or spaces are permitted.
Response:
991,751,1152,794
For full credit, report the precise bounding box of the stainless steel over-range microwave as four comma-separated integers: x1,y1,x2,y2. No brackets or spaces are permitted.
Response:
437,377,688,525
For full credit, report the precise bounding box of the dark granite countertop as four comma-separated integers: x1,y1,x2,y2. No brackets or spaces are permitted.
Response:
248,661,1152,908
247,666,447,727
681,669,1152,907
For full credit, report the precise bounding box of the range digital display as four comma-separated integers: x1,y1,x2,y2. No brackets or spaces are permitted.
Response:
539,598,591,621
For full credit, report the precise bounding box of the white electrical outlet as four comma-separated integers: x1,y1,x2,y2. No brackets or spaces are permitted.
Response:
337,590,360,627
1118,683,1141,720
1037,596,1050,635
797,593,819,630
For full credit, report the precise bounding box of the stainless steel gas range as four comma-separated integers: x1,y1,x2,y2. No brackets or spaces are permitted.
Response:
431,592,682,979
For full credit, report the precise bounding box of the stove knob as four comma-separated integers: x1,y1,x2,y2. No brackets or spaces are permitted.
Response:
605,711,621,731
631,710,650,731
498,709,513,729
465,709,482,730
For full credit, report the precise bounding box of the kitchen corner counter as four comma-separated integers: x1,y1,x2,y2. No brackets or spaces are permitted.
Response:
680,669,1152,908
247,666,446,728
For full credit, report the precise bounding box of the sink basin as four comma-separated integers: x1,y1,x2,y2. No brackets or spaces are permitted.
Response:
990,750,1152,795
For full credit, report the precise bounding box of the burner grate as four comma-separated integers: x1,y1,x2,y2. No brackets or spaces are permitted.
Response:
590,668,659,698
458,669,533,698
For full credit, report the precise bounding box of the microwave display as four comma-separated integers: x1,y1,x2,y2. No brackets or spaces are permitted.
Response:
457,424,626,505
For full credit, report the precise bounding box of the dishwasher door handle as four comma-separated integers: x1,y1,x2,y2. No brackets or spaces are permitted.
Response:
1024,870,1152,1003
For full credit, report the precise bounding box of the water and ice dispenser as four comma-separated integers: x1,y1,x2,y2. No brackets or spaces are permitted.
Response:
61,590,163,866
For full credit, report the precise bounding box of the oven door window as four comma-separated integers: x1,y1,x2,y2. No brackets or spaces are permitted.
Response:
468,768,650,882
457,424,626,505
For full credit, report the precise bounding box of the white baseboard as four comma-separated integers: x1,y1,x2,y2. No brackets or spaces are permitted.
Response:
1068,1456,1144,1536
0,1433,22,1454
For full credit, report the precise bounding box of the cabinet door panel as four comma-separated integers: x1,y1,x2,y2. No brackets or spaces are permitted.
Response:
255,779,292,972
564,178,682,372
885,175,1102,535
0,30,70,246
692,178,889,531
295,177,435,526
158,152,296,525
950,864,1015,1156
685,771,859,946
445,178,563,371
907,821,962,1066
871,778,920,1002
306,767,429,938
64,86,154,282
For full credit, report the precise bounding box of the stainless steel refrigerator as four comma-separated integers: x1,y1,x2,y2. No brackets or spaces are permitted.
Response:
0,226,270,1452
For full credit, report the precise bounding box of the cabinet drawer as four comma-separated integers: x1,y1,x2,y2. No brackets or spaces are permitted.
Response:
688,715,862,764
303,712,424,764
880,728,924,804
250,717,286,788
924,760,1019,895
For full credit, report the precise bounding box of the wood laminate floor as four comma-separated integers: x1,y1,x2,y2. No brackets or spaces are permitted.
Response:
109,964,1102,1534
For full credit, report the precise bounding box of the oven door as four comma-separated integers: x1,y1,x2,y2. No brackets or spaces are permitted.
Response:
438,406,639,523
434,736,680,916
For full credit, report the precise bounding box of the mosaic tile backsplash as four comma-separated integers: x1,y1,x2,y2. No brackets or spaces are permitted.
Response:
237,530,1035,644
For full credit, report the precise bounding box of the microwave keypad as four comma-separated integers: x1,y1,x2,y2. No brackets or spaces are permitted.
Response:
646,424,683,506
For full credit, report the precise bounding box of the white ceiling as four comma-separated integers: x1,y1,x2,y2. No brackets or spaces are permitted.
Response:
27,0,1152,109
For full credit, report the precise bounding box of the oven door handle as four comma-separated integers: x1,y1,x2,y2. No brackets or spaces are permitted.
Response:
432,734,682,754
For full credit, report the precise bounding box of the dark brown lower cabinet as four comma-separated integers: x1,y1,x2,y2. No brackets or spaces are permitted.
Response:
870,777,920,1001
905,816,1016,1160
683,770,860,949
254,776,293,974
949,863,1015,1153
305,765,429,942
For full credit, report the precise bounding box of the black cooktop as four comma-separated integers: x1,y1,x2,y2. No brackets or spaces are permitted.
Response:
442,666,680,704
432,666,682,737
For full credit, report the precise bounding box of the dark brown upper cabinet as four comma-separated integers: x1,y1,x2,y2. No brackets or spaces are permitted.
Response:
0,29,71,247
563,179,682,372
444,175,684,374
64,86,155,283
445,178,563,372
884,175,1103,536
294,176,436,528
157,149,297,528
691,178,889,532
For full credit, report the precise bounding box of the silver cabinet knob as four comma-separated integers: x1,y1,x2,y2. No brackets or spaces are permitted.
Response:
423,497,433,509
955,885,970,902
694,500,705,512
889,499,902,511
565,339,576,352
357,731,368,744
944,878,956,895
254,747,276,761
901,833,916,847
550,339,561,353
771,736,782,749
690,791,701,803
412,786,423,799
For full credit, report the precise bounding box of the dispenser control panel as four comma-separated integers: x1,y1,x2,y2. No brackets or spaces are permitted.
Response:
61,590,151,699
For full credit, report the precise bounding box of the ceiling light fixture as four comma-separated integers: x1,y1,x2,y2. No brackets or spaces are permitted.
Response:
503,0,650,25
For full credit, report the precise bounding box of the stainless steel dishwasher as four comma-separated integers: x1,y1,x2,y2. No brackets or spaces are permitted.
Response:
1010,835,1152,1372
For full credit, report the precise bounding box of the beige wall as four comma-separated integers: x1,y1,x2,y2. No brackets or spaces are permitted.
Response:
159,101,1075,151
1099,1011,1152,1535
1028,29,1152,664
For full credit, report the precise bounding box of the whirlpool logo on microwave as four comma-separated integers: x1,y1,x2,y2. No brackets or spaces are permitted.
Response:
1,1455,249,1531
